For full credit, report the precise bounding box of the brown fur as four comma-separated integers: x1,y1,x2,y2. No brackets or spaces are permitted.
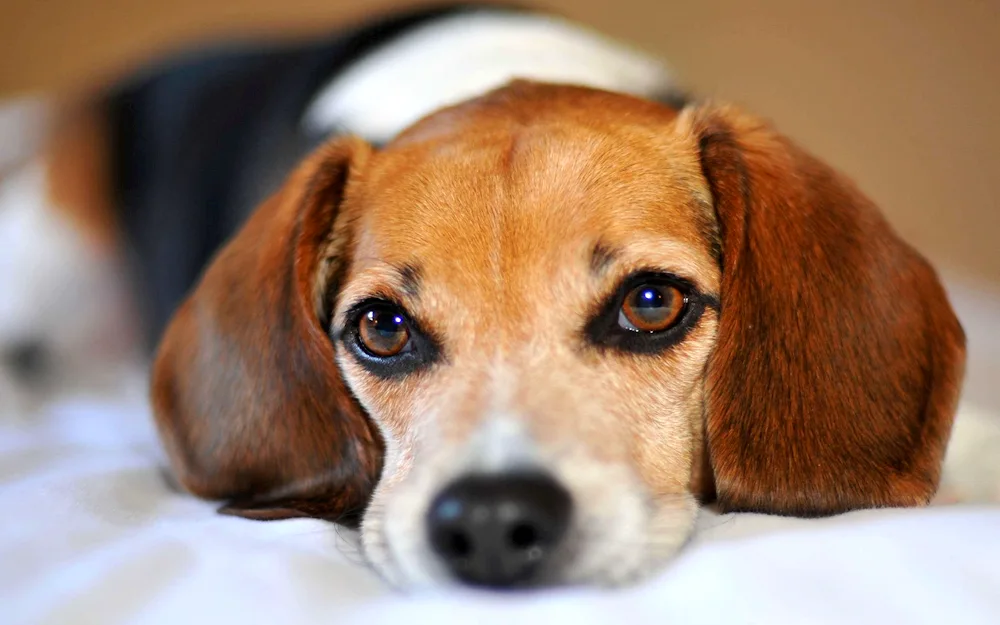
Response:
150,82,965,582
44,102,118,252
686,104,966,514
151,138,382,525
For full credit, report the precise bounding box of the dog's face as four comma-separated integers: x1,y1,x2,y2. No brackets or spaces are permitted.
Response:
151,83,965,589
337,96,719,585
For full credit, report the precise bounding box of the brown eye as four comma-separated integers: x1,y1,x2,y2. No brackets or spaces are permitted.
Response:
619,284,686,332
358,306,411,357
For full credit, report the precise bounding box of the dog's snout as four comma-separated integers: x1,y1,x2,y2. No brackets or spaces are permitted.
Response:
426,472,572,588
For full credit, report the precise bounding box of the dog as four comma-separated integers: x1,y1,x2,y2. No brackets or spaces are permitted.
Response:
0,2,986,590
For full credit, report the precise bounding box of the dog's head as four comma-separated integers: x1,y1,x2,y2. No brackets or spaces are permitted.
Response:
151,82,965,588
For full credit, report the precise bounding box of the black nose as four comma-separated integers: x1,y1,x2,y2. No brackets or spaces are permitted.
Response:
426,472,572,588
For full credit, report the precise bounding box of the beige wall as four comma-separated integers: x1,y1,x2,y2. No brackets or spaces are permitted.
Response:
2,0,997,285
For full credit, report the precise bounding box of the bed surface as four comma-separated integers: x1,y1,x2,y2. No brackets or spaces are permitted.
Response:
3,278,999,623
3,375,999,625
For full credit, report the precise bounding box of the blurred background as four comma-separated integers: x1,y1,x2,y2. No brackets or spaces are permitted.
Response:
2,0,997,289
1,4,997,614
1,0,998,408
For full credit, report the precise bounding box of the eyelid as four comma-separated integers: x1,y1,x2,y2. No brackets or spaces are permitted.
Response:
621,271,720,312
334,295,444,353
332,292,408,338
604,270,700,305
597,238,720,293
344,295,406,320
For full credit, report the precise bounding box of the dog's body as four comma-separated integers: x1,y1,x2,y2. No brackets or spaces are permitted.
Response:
0,3,994,590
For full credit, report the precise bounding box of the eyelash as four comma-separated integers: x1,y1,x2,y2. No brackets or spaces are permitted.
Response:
584,271,716,354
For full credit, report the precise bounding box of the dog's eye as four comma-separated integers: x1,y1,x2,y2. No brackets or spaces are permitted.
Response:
585,271,714,354
357,306,411,357
340,299,440,378
619,284,686,332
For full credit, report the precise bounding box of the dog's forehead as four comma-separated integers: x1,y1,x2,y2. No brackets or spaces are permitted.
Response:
350,87,714,287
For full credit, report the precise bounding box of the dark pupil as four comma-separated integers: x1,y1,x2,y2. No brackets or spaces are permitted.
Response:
634,287,664,309
369,310,405,337
629,286,673,326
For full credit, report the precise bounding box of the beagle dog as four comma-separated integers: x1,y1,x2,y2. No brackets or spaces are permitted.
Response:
0,3,979,589
149,80,967,587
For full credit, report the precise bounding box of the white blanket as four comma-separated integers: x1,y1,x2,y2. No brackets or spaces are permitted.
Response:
3,378,999,625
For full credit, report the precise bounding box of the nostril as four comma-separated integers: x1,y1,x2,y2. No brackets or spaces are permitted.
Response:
444,529,472,558
508,523,538,550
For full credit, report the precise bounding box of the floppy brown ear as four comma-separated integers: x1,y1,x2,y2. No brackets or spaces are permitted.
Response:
685,104,966,515
150,137,382,526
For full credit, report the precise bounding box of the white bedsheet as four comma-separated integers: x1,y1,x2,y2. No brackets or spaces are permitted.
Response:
3,378,999,625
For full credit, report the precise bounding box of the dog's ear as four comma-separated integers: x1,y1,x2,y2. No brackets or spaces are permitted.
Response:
683,105,966,515
150,137,382,526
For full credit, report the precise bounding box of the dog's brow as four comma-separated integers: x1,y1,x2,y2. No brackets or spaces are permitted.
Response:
590,242,620,275
397,263,423,299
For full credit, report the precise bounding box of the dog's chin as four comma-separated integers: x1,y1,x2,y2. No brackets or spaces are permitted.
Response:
360,464,700,590
560,490,699,588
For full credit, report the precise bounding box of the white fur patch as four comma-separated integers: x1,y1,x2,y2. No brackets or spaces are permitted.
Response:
461,416,541,473
0,159,136,410
0,97,50,175
0,163,84,342
303,12,674,143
